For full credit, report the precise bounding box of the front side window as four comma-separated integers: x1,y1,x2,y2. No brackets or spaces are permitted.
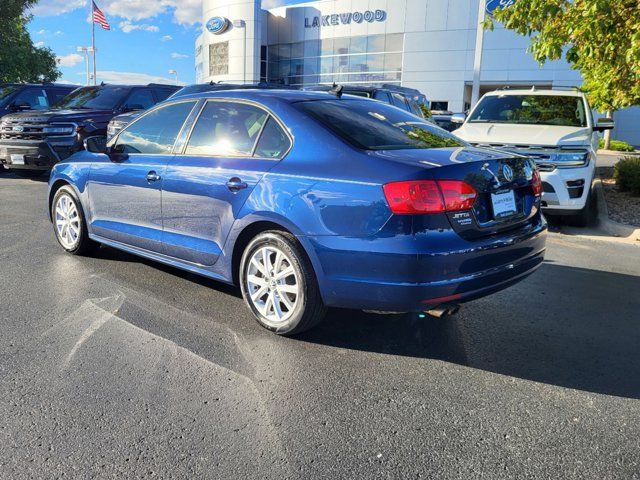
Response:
114,101,196,154
297,99,465,151
468,94,587,127
123,89,155,111
55,86,130,110
185,102,268,156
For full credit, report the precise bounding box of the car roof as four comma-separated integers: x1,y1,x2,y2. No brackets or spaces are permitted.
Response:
483,89,585,98
174,88,358,103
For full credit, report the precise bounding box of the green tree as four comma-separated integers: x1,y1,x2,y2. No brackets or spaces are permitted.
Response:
0,0,61,83
487,0,640,149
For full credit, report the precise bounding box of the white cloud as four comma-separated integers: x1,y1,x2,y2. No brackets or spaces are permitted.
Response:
54,30,64,36
31,0,86,16
57,53,84,67
161,35,173,42
170,52,189,59
92,70,185,85
119,21,160,33
35,41,46,48
30,0,201,25
36,29,47,35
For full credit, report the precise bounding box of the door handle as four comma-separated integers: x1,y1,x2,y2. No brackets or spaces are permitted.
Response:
226,177,248,192
146,171,161,182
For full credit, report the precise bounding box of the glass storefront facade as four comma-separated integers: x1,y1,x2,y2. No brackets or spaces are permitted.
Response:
265,33,403,86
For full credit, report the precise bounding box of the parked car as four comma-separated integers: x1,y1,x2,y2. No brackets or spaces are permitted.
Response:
0,82,179,177
453,88,614,226
48,90,546,335
0,82,78,118
431,111,462,132
107,82,295,138
305,84,429,118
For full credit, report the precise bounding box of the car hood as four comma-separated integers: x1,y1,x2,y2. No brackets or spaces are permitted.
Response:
368,146,519,169
455,123,592,147
0,108,116,124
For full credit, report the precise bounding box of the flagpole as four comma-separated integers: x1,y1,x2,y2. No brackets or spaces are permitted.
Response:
91,2,97,85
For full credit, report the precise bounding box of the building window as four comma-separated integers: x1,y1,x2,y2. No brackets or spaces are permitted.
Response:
209,42,229,76
266,33,404,87
431,101,449,112
260,46,267,82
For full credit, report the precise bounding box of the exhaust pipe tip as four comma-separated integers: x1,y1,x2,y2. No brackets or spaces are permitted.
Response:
423,304,461,318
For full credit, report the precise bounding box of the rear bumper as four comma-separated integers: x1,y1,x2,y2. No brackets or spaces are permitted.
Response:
309,217,547,312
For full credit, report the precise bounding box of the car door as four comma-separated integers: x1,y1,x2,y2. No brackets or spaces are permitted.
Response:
87,100,198,252
161,100,291,266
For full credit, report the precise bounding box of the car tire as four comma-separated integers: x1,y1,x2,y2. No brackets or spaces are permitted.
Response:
240,231,326,335
567,189,594,227
51,185,98,255
13,169,46,179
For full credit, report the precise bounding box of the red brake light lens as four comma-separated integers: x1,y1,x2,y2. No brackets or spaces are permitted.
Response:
531,169,542,196
383,180,476,215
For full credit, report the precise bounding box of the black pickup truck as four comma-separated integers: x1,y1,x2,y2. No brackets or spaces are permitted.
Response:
0,82,179,177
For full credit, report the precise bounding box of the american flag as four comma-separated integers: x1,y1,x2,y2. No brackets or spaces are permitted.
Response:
92,1,110,30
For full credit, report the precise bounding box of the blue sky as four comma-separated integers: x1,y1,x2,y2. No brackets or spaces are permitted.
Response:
27,0,316,87
28,0,202,86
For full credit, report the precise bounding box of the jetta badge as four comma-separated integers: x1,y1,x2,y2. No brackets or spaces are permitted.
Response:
502,164,514,182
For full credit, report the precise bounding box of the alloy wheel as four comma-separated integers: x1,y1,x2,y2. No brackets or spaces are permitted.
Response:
55,194,81,249
245,245,299,324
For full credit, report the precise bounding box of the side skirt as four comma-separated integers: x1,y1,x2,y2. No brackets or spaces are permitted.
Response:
89,234,233,285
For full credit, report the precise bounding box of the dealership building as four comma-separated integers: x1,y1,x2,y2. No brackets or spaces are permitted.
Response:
195,0,638,145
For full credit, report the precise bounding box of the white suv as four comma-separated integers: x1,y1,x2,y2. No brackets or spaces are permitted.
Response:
453,88,614,225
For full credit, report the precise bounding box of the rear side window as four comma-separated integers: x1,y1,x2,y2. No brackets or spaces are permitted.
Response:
297,99,464,151
115,101,196,154
153,88,176,102
254,118,290,159
185,101,268,156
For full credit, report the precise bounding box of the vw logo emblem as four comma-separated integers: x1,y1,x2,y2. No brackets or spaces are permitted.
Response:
12,126,24,133
206,16,230,35
502,164,514,182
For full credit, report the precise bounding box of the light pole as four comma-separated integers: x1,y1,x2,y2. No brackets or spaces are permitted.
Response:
471,0,487,109
233,19,247,84
168,69,179,85
76,46,93,86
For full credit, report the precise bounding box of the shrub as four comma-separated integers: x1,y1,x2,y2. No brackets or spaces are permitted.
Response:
614,156,640,195
599,138,635,152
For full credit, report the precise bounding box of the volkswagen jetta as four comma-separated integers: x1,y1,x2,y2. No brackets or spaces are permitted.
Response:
48,90,546,335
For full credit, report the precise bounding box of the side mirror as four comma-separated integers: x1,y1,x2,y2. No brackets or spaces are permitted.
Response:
83,135,107,153
451,113,466,124
594,117,614,132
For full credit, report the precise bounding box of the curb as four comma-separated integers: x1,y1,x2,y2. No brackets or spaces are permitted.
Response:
597,149,640,156
594,177,640,242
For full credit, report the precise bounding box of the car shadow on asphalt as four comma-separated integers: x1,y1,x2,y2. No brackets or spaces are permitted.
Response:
297,263,640,400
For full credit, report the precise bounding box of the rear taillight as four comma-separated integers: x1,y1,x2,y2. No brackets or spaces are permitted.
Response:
383,180,477,215
531,169,542,196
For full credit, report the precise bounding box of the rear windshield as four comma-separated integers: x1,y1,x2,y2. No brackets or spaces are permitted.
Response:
55,86,130,110
296,99,464,151
468,94,587,127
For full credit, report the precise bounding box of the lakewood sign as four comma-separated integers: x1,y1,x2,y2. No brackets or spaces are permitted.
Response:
305,10,387,28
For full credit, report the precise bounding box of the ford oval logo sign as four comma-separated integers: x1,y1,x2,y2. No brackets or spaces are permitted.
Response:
206,16,230,35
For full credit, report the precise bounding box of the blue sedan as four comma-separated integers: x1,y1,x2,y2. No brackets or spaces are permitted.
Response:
48,89,546,335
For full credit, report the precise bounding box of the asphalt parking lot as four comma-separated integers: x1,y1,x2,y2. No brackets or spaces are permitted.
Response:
1,173,639,479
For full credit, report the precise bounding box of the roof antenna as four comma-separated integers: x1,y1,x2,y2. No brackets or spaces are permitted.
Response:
329,84,343,99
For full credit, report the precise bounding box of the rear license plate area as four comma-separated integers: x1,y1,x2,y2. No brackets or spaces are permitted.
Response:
491,190,517,219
